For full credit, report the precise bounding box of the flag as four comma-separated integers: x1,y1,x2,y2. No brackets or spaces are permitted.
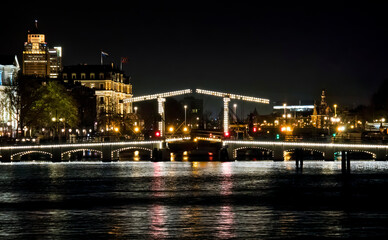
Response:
101,51,109,57
100,51,109,65
121,57,128,63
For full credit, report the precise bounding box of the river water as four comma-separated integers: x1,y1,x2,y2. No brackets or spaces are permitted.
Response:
1,161,388,239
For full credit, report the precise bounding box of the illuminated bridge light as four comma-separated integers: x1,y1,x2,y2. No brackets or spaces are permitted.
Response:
196,89,270,104
195,137,222,142
223,140,388,149
124,89,192,103
0,141,164,150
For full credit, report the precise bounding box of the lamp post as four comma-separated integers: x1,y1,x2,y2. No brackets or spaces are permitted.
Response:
334,104,337,117
233,103,237,123
184,105,187,126
134,106,138,114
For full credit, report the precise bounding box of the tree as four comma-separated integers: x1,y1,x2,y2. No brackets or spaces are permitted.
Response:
23,81,79,134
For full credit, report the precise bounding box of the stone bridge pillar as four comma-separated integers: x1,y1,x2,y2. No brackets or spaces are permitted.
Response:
52,147,62,162
273,145,284,161
102,144,112,162
0,150,11,162
376,148,387,161
219,143,233,160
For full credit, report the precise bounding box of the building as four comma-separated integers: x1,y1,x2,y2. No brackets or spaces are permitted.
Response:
48,47,62,78
273,102,314,128
311,90,332,129
61,64,133,130
181,96,204,129
22,20,62,78
0,55,20,137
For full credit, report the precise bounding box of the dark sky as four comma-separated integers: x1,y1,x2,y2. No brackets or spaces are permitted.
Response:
3,1,388,113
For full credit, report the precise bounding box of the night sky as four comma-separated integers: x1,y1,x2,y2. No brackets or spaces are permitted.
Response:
3,1,388,113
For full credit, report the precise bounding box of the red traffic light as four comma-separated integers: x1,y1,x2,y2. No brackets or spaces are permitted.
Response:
155,131,161,137
253,127,257,132
224,131,230,137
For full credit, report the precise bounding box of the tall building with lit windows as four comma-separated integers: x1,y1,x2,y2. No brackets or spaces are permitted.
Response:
22,20,62,78
61,64,133,125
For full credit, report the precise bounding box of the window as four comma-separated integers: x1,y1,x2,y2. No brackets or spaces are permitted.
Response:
71,73,76,80
99,73,104,79
90,73,95,79
81,73,86,79
100,84,104,90
63,73,67,79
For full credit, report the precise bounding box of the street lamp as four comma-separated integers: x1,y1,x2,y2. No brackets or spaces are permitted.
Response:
134,106,138,114
233,103,237,123
334,104,337,117
184,105,188,125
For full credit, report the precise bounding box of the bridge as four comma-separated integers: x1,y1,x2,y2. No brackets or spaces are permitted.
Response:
0,141,163,162
1,139,388,162
2,87,388,162
223,140,388,161
123,88,269,137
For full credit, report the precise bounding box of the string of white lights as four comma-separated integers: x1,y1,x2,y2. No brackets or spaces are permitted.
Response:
124,89,192,103
0,141,163,150
196,89,270,104
223,140,388,149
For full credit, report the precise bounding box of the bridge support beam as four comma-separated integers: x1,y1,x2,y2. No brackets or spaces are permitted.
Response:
157,97,166,137
223,97,230,134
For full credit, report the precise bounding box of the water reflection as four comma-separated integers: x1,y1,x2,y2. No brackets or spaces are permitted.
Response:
216,205,236,239
152,163,164,197
150,204,168,239
1,161,388,238
220,162,233,196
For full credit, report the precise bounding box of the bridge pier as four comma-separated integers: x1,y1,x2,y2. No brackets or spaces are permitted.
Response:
52,147,62,162
295,148,303,171
102,144,112,162
0,151,11,162
376,148,387,161
324,148,335,161
152,148,170,161
219,147,230,161
341,151,351,174
273,149,284,161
